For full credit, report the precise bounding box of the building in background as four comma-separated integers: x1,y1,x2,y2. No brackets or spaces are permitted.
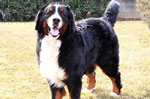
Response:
116,0,140,20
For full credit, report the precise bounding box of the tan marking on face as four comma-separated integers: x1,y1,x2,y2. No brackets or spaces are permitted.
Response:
55,88,66,99
49,8,53,12
110,77,119,94
60,8,64,13
86,72,96,90
43,21,48,35
60,22,68,35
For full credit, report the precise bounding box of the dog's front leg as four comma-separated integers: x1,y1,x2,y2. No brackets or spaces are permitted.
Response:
47,80,66,99
67,76,82,99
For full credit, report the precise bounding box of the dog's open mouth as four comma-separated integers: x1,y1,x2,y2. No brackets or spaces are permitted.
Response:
48,27,62,37
51,27,59,37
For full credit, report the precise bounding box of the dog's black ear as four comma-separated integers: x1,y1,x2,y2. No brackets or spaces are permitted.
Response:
35,6,46,31
66,5,76,33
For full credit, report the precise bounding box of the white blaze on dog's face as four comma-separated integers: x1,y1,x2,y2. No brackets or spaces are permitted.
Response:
47,5,63,37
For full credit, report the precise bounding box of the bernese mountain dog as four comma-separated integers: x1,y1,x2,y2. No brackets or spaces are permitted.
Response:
35,0,122,98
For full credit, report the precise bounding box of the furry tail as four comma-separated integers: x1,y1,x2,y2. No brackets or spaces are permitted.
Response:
103,0,120,27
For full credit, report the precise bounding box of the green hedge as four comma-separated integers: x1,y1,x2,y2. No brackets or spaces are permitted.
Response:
0,0,110,22
65,0,110,20
0,0,51,21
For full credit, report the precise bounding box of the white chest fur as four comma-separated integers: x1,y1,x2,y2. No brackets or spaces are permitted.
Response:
39,35,66,87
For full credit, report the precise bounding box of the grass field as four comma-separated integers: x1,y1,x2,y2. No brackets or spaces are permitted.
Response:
0,21,150,99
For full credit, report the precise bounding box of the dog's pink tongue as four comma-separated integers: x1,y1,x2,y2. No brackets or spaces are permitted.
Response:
51,28,59,36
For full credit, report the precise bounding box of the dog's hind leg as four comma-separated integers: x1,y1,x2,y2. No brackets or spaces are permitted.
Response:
99,65,122,96
97,58,122,96
108,72,122,96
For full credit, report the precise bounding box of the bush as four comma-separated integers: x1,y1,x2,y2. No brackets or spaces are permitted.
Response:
65,0,110,20
0,0,110,21
0,0,52,21
136,0,150,29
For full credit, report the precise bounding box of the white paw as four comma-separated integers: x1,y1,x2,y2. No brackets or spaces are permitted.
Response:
83,88,96,93
109,92,119,97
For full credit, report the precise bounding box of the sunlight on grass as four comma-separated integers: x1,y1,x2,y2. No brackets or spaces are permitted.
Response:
0,21,150,99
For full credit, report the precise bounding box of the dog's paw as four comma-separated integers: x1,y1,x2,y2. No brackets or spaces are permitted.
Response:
109,92,119,97
83,88,96,93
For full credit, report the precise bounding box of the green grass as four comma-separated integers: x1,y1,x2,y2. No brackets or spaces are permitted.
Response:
0,21,150,99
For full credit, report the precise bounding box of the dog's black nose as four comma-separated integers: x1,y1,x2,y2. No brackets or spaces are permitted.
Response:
53,18,60,24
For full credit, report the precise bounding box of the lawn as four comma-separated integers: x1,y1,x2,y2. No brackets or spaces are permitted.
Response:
0,21,150,99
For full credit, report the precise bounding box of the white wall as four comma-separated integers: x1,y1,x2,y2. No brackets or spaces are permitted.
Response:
116,0,140,20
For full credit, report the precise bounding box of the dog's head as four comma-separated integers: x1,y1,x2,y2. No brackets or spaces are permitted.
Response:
35,3,75,38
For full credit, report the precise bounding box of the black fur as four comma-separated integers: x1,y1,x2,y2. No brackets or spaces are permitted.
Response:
35,0,122,98
103,0,120,27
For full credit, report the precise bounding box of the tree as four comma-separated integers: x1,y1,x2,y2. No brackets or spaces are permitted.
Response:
0,0,109,21
65,0,110,20
136,0,150,29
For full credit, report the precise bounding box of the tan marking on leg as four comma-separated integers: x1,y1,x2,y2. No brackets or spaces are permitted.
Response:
64,73,68,79
86,72,96,90
55,88,66,99
69,94,71,99
67,92,71,99
98,67,120,95
110,77,119,95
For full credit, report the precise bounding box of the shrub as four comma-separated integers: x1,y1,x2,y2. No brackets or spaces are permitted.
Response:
65,0,110,20
136,0,150,29
0,0,110,21
0,0,53,21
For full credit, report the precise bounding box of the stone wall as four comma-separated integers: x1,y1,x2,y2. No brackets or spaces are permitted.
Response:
116,0,140,20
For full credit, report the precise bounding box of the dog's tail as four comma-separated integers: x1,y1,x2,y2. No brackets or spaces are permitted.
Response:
103,0,120,27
